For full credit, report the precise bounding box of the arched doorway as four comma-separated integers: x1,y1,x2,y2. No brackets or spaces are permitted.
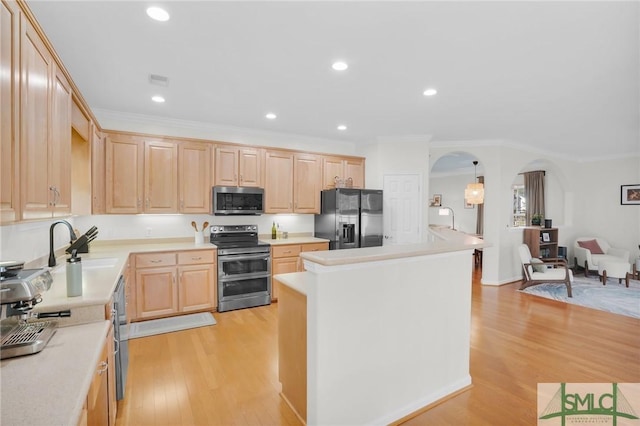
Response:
429,152,484,236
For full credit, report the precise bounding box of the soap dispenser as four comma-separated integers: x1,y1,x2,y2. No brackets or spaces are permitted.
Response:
66,249,83,297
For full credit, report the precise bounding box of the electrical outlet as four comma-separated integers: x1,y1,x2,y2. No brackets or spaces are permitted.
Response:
145,227,152,237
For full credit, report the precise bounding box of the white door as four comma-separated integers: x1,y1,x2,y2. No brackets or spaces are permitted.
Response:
383,174,422,245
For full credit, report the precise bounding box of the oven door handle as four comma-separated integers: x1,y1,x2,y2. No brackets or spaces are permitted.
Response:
218,253,271,262
219,271,271,282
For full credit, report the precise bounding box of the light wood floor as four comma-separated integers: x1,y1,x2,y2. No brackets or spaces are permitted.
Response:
116,268,640,426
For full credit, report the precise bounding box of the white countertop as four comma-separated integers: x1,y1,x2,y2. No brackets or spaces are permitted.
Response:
260,236,329,246
300,228,486,267
1,320,110,426
273,272,308,295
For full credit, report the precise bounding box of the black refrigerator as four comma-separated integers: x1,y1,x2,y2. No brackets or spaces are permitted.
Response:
314,188,383,250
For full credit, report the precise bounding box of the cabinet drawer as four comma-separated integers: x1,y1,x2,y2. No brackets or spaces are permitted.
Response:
300,242,328,252
272,245,301,258
178,250,215,265
135,252,176,268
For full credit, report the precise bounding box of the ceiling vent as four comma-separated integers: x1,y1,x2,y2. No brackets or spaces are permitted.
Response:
149,74,169,87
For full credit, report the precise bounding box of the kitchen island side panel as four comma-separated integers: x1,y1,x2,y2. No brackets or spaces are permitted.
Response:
305,250,473,426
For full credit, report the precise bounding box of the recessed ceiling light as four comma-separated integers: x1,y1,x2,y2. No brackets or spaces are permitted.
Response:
332,61,348,71
265,113,277,120
423,88,438,96
151,95,165,103
146,6,170,22
337,125,347,131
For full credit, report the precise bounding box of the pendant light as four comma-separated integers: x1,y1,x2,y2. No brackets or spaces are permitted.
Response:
465,161,484,204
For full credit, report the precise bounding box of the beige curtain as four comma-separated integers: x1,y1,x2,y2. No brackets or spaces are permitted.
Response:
524,171,545,225
476,175,484,235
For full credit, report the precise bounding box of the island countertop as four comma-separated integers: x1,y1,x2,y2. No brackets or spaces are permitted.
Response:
300,227,485,267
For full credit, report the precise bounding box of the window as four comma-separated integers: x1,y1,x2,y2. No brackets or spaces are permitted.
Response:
512,184,526,227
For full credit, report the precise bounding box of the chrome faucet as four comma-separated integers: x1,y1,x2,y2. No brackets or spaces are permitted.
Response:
48,220,77,267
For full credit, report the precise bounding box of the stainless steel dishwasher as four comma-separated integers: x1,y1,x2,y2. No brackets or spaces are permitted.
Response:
113,275,129,400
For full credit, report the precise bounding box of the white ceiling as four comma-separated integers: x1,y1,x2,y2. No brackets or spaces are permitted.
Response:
28,1,639,161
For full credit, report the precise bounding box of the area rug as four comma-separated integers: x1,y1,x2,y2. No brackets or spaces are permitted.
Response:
519,277,640,319
128,312,217,339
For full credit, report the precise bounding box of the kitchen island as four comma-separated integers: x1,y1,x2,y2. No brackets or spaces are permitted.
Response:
275,229,485,425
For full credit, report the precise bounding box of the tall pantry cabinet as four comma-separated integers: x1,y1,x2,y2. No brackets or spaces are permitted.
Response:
0,0,20,223
1,2,73,223
20,13,72,219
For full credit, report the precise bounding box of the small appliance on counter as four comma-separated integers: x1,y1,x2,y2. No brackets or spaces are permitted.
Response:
0,260,69,360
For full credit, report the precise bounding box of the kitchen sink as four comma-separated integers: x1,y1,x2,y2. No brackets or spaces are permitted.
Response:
51,257,118,273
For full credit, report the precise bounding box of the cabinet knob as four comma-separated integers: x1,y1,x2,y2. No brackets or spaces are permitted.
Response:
97,361,108,374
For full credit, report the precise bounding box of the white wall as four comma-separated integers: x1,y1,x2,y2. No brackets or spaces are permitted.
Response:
95,109,358,156
360,136,431,241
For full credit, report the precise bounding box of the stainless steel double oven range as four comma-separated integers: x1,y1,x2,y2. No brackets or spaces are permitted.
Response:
210,225,271,312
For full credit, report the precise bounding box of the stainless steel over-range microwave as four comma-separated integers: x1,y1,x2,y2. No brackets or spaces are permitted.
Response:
211,186,264,215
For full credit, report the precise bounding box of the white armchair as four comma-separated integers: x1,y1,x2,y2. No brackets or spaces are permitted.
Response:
574,237,630,277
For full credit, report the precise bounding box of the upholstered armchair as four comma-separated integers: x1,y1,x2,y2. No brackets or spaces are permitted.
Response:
574,237,630,277
517,244,573,297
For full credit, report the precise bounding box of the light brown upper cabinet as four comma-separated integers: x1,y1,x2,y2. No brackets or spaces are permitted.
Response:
105,135,144,213
0,0,20,223
293,153,321,213
20,17,71,220
321,156,365,190
106,132,211,214
214,145,262,187
179,142,211,213
264,150,320,214
264,150,294,213
144,140,178,213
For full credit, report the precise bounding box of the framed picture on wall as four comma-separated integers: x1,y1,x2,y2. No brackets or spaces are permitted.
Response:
431,194,442,207
621,184,640,205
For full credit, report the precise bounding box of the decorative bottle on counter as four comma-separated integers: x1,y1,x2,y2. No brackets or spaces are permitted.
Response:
66,250,83,297
272,221,277,239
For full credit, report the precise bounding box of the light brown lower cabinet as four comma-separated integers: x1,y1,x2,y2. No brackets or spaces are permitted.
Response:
81,325,115,426
271,242,328,301
133,250,216,320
